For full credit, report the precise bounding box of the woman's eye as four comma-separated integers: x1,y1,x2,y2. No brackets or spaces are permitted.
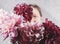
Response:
33,16,37,18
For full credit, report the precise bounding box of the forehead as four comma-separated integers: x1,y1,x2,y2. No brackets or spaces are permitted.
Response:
30,5,42,17
31,6,41,16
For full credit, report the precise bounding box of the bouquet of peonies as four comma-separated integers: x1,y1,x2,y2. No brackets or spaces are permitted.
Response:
0,9,44,44
0,3,60,44
12,3,44,44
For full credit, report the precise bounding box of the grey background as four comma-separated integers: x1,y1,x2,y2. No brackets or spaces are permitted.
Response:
0,0,60,44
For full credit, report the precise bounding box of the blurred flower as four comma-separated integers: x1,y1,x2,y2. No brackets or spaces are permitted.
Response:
43,18,60,44
13,3,33,22
0,9,20,39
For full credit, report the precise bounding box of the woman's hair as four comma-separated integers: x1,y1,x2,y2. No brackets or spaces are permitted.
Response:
29,4,42,17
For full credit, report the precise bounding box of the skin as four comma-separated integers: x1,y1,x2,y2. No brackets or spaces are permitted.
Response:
31,6,42,23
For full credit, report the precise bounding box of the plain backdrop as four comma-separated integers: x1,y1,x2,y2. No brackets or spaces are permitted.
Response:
0,0,60,44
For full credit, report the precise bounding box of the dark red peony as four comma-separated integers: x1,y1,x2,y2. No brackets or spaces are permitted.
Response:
14,3,33,22
11,22,44,44
42,18,60,44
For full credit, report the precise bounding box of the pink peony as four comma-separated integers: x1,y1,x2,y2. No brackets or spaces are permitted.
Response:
0,9,21,39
